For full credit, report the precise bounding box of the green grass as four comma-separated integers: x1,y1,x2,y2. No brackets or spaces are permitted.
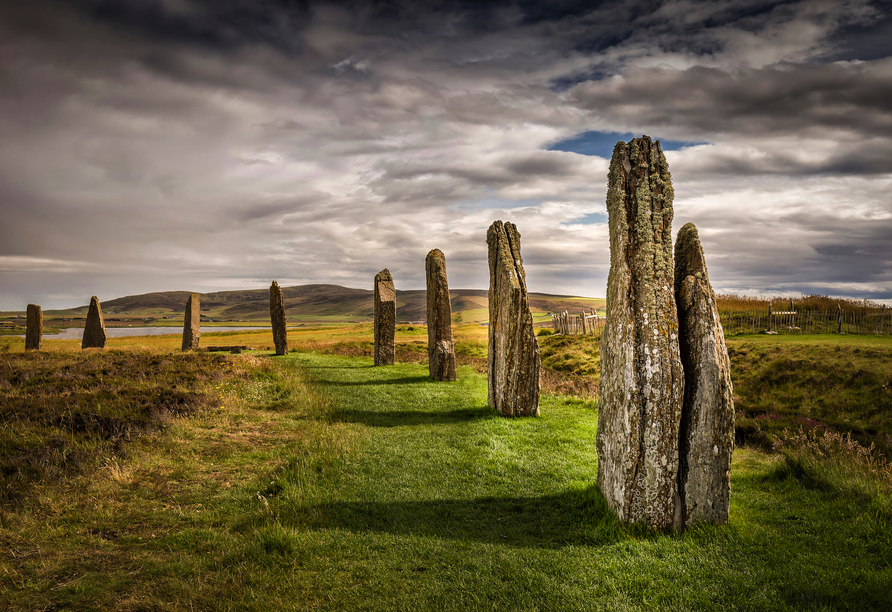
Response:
530,332,892,455
1,344,891,610
728,335,892,454
539,333,601,379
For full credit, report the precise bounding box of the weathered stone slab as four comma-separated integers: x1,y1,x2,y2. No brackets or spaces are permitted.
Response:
426,249,457,381
81,296,107,349
486,221,540,417
674,222,734,527
269,281,288,355
596,136,684,530
25,304,42,350
374,269,395,366
181,293,201,351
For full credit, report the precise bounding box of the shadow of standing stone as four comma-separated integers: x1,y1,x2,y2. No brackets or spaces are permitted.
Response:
596,136,684,530
25,304,42,351
81,296,107,349
426,249,456,381
270,281,288,355
486,221,540,417
182,293,201,351
374,269,395,366
675,222,734,527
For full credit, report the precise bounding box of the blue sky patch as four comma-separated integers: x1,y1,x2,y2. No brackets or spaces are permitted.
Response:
568,212,607,225
547,131,707,158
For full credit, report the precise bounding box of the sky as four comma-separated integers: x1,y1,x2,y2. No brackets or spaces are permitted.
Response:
1,0,891,310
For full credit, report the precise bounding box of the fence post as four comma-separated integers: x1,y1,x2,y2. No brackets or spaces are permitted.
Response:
767,302,772,332
837,304,842,334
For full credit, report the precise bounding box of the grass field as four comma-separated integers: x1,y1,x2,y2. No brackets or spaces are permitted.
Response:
1,329,891,610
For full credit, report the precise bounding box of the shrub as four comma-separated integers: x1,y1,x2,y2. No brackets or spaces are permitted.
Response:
773,427,892,511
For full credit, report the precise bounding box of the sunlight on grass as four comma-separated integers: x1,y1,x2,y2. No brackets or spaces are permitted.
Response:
1,334,891,610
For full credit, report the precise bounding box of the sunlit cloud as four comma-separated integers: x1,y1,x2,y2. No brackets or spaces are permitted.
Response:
0,0,889,309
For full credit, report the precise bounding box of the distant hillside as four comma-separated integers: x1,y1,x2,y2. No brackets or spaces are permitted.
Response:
55,284,604,324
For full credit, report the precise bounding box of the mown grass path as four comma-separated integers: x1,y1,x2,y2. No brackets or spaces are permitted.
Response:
270,352,892,611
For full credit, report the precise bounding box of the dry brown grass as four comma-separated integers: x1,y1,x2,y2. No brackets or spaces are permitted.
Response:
716,293,886,312
0,348,242,503
772,427,892,506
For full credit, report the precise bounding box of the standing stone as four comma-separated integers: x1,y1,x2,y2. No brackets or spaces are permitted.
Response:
426,250,457,381
596,136,684,530
25,304,42,350
181,293,201,351
674,222,734,527
269,281,288,355
374,269,396,366
486,221,540,417
81,296,107,349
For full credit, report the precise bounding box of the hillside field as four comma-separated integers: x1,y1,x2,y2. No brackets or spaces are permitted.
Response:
0,285,605,334
0,328,890,610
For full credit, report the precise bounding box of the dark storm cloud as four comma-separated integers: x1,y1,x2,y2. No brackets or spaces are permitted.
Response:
0,0,890,308
379,151,583,187
720,216,892,286
670,138,892,176
790,214,892,283
57,0,313,53
569,61,892,139
820,0,892,61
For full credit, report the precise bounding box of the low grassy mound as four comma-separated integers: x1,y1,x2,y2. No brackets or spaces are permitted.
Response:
729,336,892,455
526,332,892,457
537,333,601,397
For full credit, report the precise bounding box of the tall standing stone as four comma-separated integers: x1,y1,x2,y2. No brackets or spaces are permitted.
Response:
374,269,396,366
81,296,107,349
181,293,201,351
674,222,734,526
596,136,684,530
486,221,540,417
25,304,42,351
425,249,457,381
269,281,288,355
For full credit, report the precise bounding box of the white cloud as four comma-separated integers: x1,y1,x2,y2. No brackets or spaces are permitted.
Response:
0,0,889,309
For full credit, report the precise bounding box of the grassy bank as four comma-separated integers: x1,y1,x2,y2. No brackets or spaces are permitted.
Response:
533,332,892,455
1,341,891,609
728,335,892,455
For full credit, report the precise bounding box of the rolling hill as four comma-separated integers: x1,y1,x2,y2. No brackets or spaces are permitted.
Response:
22,284,605,326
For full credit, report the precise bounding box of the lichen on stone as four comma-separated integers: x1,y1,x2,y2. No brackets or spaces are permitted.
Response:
486,220,540,417
597,135,684,530
674,222,734,527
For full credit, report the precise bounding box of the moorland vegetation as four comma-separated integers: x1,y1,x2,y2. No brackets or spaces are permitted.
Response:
0,323,890,610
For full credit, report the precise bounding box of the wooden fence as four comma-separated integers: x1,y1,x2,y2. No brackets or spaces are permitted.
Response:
551,310,605,336
719,307,892,336
549,306,891,338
